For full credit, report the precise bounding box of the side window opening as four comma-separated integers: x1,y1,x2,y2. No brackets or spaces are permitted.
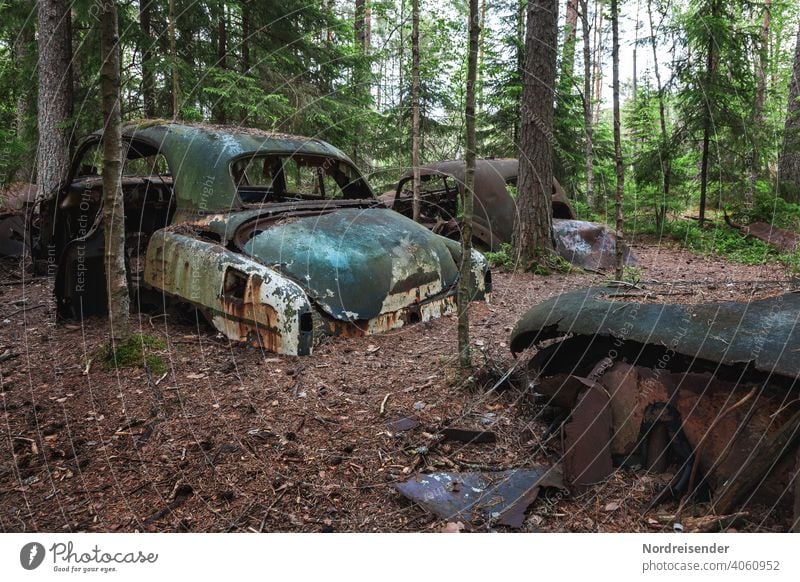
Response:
233,154,371,204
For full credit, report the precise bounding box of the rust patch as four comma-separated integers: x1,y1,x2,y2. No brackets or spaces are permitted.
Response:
563,384,614,489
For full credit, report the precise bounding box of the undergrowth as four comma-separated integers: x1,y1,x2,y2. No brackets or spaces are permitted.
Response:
100,333,167,375
638,219,798,270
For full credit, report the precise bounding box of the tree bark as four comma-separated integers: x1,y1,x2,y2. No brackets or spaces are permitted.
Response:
561,0,579,82
698,0,719,227
459,0,480,369
354,0,369,50
611,0,624,279
411,0,421,222
168,0,180,118
140,0,155,118
36,0,73,201
748,0,771,207
99,0,130,336
579,0,595,211
779,24,800,202
215,0,228,124
514,0,557,266
513,0,524,145
592,2,603,125
241,0,251,73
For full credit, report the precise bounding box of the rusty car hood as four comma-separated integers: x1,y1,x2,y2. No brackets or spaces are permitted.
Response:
237,207,460,321
510,286,800,380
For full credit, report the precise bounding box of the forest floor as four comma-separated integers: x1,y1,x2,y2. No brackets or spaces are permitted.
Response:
0,236,796,533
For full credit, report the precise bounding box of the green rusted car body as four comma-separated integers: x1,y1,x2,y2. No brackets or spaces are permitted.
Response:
34,121,490,355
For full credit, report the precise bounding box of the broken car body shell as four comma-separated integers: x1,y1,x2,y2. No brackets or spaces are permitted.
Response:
38,122,490,355
382,159,633,271
510,287,800,504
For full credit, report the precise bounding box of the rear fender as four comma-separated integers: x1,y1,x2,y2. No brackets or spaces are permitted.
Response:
144,230,314,355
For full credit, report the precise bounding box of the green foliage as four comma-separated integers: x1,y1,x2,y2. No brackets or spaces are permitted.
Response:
484,242,515,270
101,334,167,375
641,219,781,265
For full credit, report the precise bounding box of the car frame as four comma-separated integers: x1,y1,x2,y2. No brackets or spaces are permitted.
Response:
32,121,490,355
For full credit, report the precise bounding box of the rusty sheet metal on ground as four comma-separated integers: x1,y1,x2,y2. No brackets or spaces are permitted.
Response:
394,466,565,528
439,427,497,444
0,185,35,257
552,219,636,271
386,417,420,432
724,214,800,253
563,384,614,489
510,286,800,379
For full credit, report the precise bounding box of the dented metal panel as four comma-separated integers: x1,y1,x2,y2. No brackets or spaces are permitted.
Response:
552,219,636,271
144,230,314,355
394,467,565,528
241,208,460,321
511,286,800,379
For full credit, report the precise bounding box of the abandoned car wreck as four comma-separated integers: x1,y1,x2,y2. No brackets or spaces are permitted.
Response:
510,286,800,529
32,122,491,355
381,158,635,271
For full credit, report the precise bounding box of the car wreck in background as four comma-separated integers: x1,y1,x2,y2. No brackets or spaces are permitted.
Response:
32,122,490,355
510,286,800,528
381,159,634,271
0,184,35,258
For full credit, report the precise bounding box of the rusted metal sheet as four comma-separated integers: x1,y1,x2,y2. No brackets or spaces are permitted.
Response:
144,230,315,355
563,384,614,489
0,185,35,257
511,286,800,379
384,159,577,251
724,213,800,253
552,218,635,271
386,417,420,432
514,287,800,516
394,466,565,528
439,428,497,444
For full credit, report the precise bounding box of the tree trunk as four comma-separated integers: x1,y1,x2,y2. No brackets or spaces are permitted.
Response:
100,0,130,336
459,0,480,369
698,2,719,227
169,0,180,118
779,24,800,202
514,0,557,266
513,0,524,145
748,0,771,207
355,0,369,50
215,1,228,124
561,0,579,82
647,0,670,228
592,2,603,125
36,0,73,202
579,0,595,211
411,0,421,222
140,0,155,118
242,0,251,73
611,0,624,280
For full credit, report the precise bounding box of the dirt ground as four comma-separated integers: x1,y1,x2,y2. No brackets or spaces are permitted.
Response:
0,236,796,533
